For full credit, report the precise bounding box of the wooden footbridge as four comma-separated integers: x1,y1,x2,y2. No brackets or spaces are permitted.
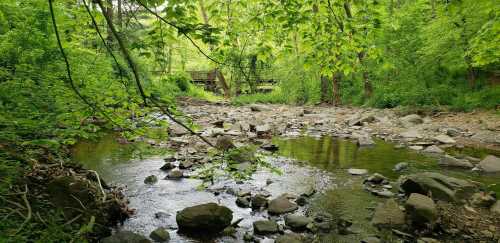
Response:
188,69,277,96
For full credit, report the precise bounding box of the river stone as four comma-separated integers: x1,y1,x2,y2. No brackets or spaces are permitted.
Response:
361,236,382,243
400,129,423,139
256,124,272,137
215,136,235,151
433,135,456,144
348,168,368,175
260,143,279,152
417,238,442,243
405,193,437,224
149,227,170,242
178,160,193,169
365,173,388,184
470,192,496,207
400,114,423,127
176,203,233,233
423,145,444,154
144,175,158,184
268,194,298,214
476,155,500,173
357,136,375,146
393,162,409,172
236,196,251,208
160,162,175,171
438,155,473,168
400,172,477,202
253,220,278,234
101,231,151,243
251,194,268,209
371,199,406,228
491,201,500,214
285,214,312,230
166,170,183,179
275,233,303,243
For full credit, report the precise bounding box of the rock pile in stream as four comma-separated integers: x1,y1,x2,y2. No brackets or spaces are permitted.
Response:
363,171,500,242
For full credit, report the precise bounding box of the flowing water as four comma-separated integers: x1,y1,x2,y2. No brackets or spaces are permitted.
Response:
73,134,499,242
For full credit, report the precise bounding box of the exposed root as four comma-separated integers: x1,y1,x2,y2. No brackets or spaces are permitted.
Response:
88,170,106,203
15,185,32,235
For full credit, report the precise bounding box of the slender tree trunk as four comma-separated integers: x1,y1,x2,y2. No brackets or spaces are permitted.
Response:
320,75,330,104
105,0,113,43
198,0,209,25
167,46,172,74
117,0,123,29
358,51,372,100
332,72,341,106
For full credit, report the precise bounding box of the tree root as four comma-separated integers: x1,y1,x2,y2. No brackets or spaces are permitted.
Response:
15,184,32,235
88,170,106,203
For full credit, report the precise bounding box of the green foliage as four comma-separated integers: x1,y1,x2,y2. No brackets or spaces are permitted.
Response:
194,146,282,189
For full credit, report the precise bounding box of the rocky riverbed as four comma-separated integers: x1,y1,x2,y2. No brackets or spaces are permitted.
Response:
74,99,500,243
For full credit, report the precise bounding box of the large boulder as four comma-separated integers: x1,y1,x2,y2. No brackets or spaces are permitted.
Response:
405,193,437,225
371,199,406,228
400,172,477,202
438,155,473,168
176,203,233,233
253,220,279,234
476,155,500,173
101,231,151,243
268,194,298,214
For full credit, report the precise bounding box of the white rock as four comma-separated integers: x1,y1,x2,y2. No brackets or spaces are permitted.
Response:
477,155,500,173
433,135,456,144
423,145,444,154
348,168,368,175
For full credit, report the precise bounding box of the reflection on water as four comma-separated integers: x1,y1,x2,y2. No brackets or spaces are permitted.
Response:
273,136,436,179
273,135,500,195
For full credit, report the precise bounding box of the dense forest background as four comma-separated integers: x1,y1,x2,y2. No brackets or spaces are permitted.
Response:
0,0,498,241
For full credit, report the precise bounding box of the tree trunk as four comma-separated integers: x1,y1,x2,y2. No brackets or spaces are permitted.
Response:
320,75,330,104
105,0,113,43
358,51,372,100
117,0,123,29
332,73,341,106
167,46,172,74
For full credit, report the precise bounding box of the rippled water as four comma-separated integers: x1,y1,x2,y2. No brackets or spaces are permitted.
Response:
73,134,499,242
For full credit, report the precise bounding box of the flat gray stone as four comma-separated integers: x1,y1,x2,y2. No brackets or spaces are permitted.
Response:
477,155,500,172
348,168,368,175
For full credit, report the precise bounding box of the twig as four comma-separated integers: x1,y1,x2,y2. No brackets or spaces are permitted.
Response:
15,185,31,235
88,170,106,203
63,214,83,226
36,211,47,226
70,194,87,210
48,0,122,128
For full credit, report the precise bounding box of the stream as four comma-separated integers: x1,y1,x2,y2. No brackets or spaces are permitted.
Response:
73,134,499,242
